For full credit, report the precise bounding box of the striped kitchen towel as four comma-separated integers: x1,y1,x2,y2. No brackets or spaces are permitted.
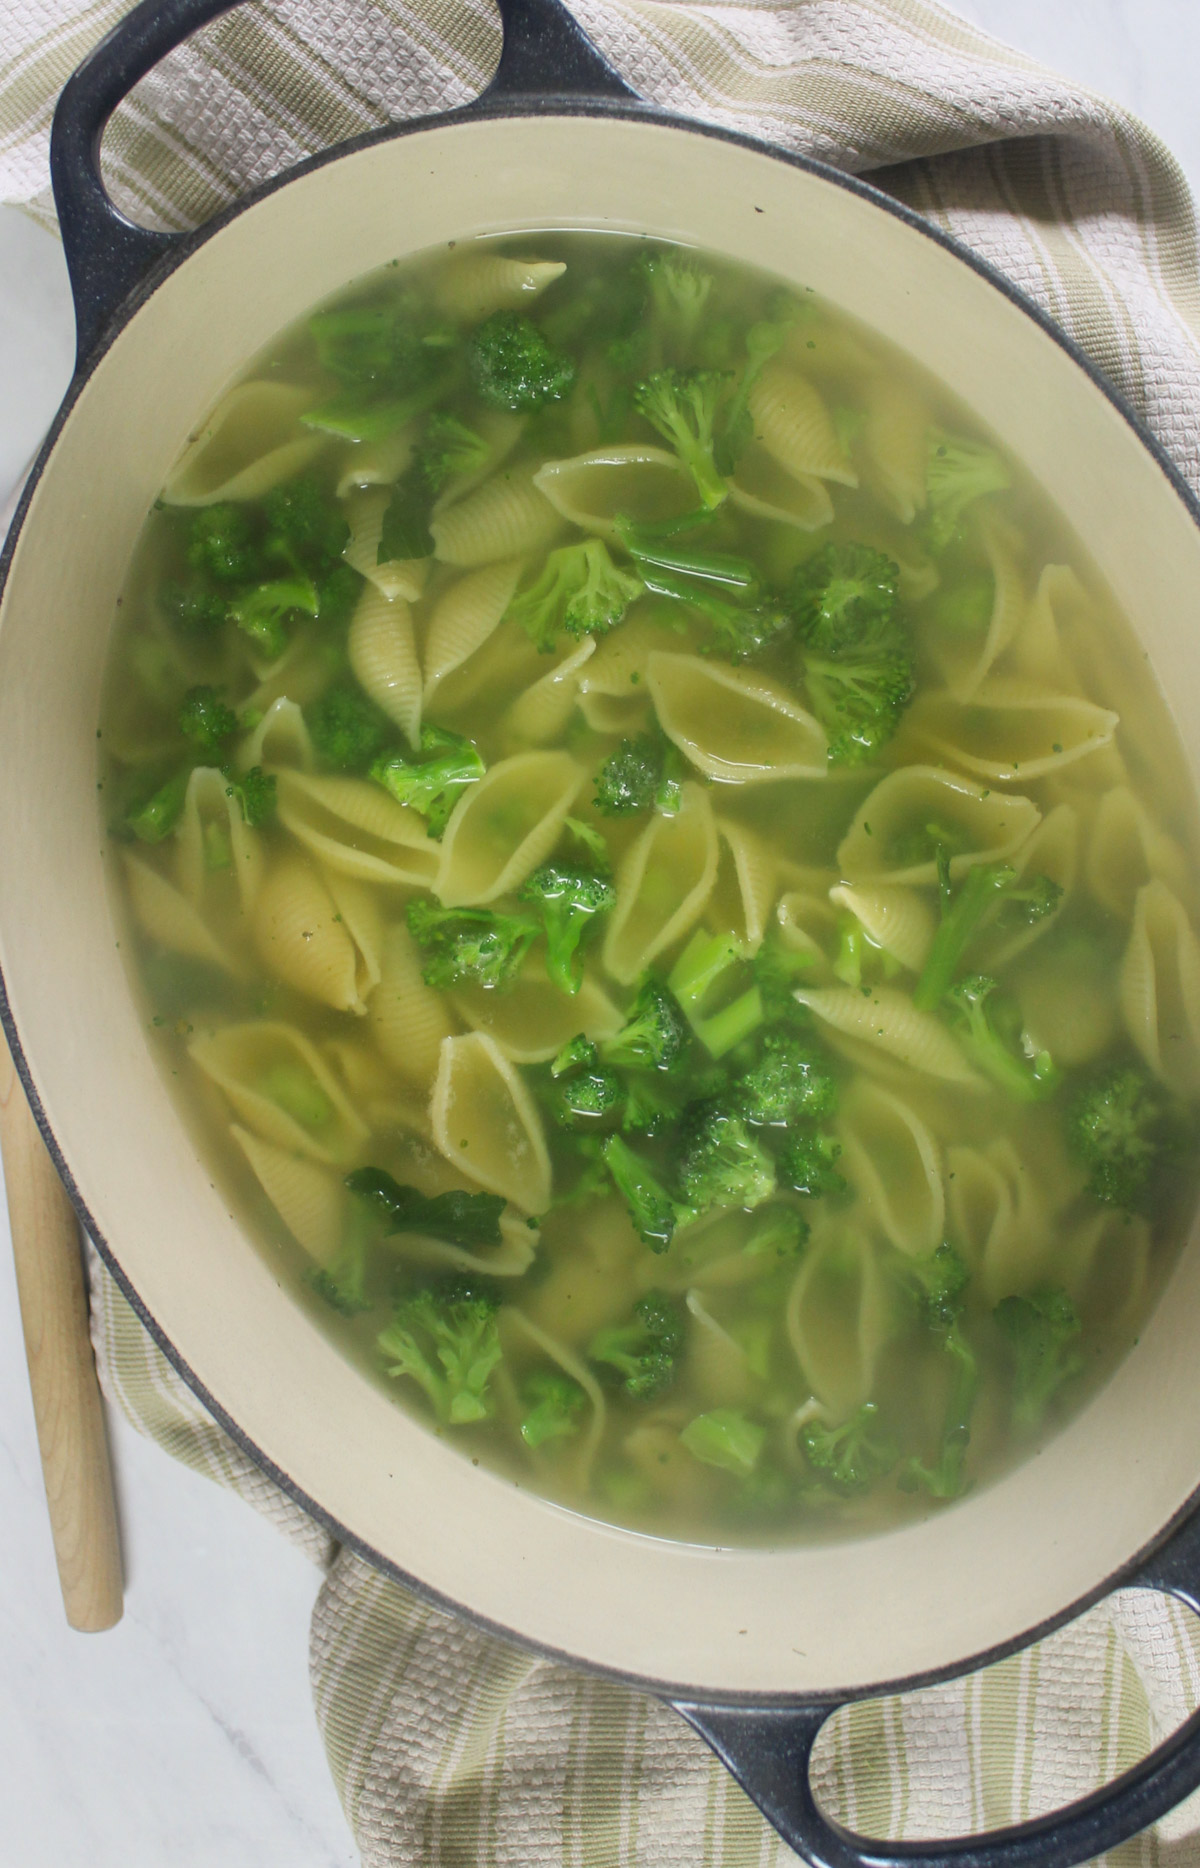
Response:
7,1,1200,1860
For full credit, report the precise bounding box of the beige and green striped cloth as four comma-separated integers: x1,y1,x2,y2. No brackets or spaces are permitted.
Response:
7,1,1200,1859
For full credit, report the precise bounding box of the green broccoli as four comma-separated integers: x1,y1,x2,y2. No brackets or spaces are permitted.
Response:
620,1071,688,1138
125,770,188,844
229,573,319,660
600,975,688,1072
738,1029,838,1126
633,369,729,510
778,1127,847,1200
913,864,1062,1011
680,1407,765,1476
262,476,350,571
345,1166,505,1247
186,502,260,584
406,899,538,991
743,1204,809,1260
377,467,434,562
418,412,490,491
717,317,794,470
1068,1067,1172,1211
994,1286,1083,1432
614,517,759,597
467,311,576,410
801,1403,897,1492
790,543,914,765
926,430,1011,552
225,765,277,828
309,300,453,389
944,975,1060,1102
675,1101,776,1216
518,863,616,995
600,1133,683,1250
315,562,363,629
520,1370,587,1448
639,252,715,359
667,929,764,1059
588,1290,685,1399
592,733,683,817
507,541,641,650
162,579,229,636
310,1231,372,1317
371,723,485,836
897,1244,978,1499
377,1276,503,1425
546,1062,626,1130
306,682,392,772
752,932,819,1024
831,910,901,993
179,685,237,757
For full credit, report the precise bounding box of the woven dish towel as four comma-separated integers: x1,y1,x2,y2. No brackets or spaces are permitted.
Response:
7,2,1200,1861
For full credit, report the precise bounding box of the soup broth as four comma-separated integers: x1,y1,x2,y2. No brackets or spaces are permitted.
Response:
99,232,1200,1542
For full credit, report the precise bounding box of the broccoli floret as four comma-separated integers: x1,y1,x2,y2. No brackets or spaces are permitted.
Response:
592,733,683,817
262,476,350,571
926,430,1011,552
743,1204,809,1260
675,1101,776,1216
913,865,1062,1010
753,932,819,1024
994,1286,1083,1432
162,579,229,636
418,412,490,491
589,1290,684,1399
518,863,616,995
371,723,485,836
667,930,764,1060
125,770,188,844
717,317,793,470
944,975,1061,1102
620,1071,688,1137
310,1232,372,1317
791,544,913,765
315,562,363,629
778,1127,847,1200
306,682,392,772
897,1244,978,1499
547,1064,626,1130
187,503,259,583
680,1407,765,1476
601,975,688,1073
229,573,319,660
309,301,454,390
377,468,434,563
406,899,538,991
1068,1067,1171,1211
179,685,237,756
345,1166,505,1246
520,1370,587,1448
507,540,641,650
225,765,277,828
600,1134,683,1250
377,1276,503,1425
634,370,728,510
801,1403,896,1493
739,1030,838,1126
701,596,794,664
639,252,715,359
467,311,576,410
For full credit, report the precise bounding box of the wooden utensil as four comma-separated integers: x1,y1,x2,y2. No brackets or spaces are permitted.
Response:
0,1033,123,1630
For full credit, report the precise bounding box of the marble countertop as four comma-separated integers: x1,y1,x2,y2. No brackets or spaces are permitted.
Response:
2,4,1198,1862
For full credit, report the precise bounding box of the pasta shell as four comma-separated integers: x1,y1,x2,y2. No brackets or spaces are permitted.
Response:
1086,785,1192,922
748,360,857,486
1006,563,1088,688
785,1222,890,1417
533,445,695,541
323,871,383,997
1013,939,1118,1069
861,378,930,523
242,628,333,714
163,382,321,505
348,585,422,745
685,1288,759,1407
369,921,458,1088
1120,880,1200,1094
828,883,935,974
388,1209,540,1282
430,1032,552,1212
501,1309,607,1492
501,635,595,748
435,750,583,906
237,696,314,773
579,608,687,697
837,1080,944,1258
433,252,566,321
710,817,778,953
647,652,827,783
190,1022,368,1164
906,679,1118,784
432,409,526,508
794,985,982,1086
423,559,523,703
838,766,1041,885
335,426,414,499
1060,1209,1150,1330
231,1125,346,1267
945,1137,1055,1305
122,851,235,972
577,691,650,735
603,782,719,985
275,770,439,888
452,969,622,1064
175,764,264,918
342,487,429,602
929,513,1026,702
432,462,563,566
252,857,373,1014
774,889,839,976
728,444,834,531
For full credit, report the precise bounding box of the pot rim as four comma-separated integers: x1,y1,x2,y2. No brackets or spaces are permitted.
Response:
4,90,1200,1711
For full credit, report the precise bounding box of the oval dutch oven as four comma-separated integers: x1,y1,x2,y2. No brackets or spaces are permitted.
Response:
5,3,1200,1863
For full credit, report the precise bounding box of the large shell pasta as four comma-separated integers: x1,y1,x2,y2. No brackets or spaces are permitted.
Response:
837,1080,944,1257
190,1022,368,1164
175,765,264,917
347,585,422,745
342,487,429,602
785,1223,890,1418
252,857,376,1014
430,1032,552,1212
231,1125,347,1267
748,360,857,486
532,445,695,539
795,985,982,1086
907,680,1119,784
275,770,439,888
1086,785,1193,922
945,1138,1056,1305
710,818,778,953
602,782,719,985
1120,880,1200,1094
422,559,523,702
728,445,834,531
828,883,935,974
431,462,563,566
452,970,622,1064
861,377,930,523
435,751,582,905
500,636,595,748
163,382,321,505
237,696,314,772
930,514,1026,702
433,252,566,320
647,652,827,782
122,851,235,972
368,922,458,1087
838,766,1041,885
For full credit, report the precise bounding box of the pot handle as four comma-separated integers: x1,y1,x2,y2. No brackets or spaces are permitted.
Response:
671,1501,1200,1868
49,0,636,363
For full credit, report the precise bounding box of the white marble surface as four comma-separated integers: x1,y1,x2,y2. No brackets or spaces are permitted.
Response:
1,3,1199,1862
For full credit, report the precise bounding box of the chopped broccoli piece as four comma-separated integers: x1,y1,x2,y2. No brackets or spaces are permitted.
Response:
639,252,714,358
346,1166,505,1247
187,503,259,584
589,1290,684,1400
592,733,683,817
418,412,490,491
562,815,611,870
179,685,237,756
752,933,819,1023
667,929,764,1059
600,1133,682,1250
615,517,758,595
262,476,350,571
546,1063,625,1130
306,682,392,772
225,765,277,828
944,975,1061,1102
378,467,434,562
600,975,688,1072
716,318,794,470
700,596,793,665
371,723,485,835
831,910,901,992
620,1070,688,1137
467,311,576,410
229,573,319,661
926,430,1011,552
620,524,790,664
634,369,729,510
1069,1067,1171,1211
309,301,455,391
790,543,913,766
994,1286,1083,1432
162,579,229,636
743,1204,809,1259
680,1407,765,1476
897,1244,978,1499
125,770,188,844
520,1370,587,1448
738,1030,838,1126
377,1276,503,1425
315,562,363,629
675,1101,776,1215
507,540,641,650
550,1034,599,1079
310,1233,372,1317
914,864,1061,1010
778,1127,847,1200
801,1403,897,1493
406,899,538,991
518,863,616,994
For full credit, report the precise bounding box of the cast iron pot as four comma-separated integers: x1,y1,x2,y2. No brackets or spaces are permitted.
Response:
5,2,1200,1862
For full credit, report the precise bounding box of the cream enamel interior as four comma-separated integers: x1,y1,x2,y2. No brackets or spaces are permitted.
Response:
4,113,1200,1700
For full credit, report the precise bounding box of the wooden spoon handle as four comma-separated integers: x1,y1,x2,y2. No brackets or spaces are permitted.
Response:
0,1035,123,1630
